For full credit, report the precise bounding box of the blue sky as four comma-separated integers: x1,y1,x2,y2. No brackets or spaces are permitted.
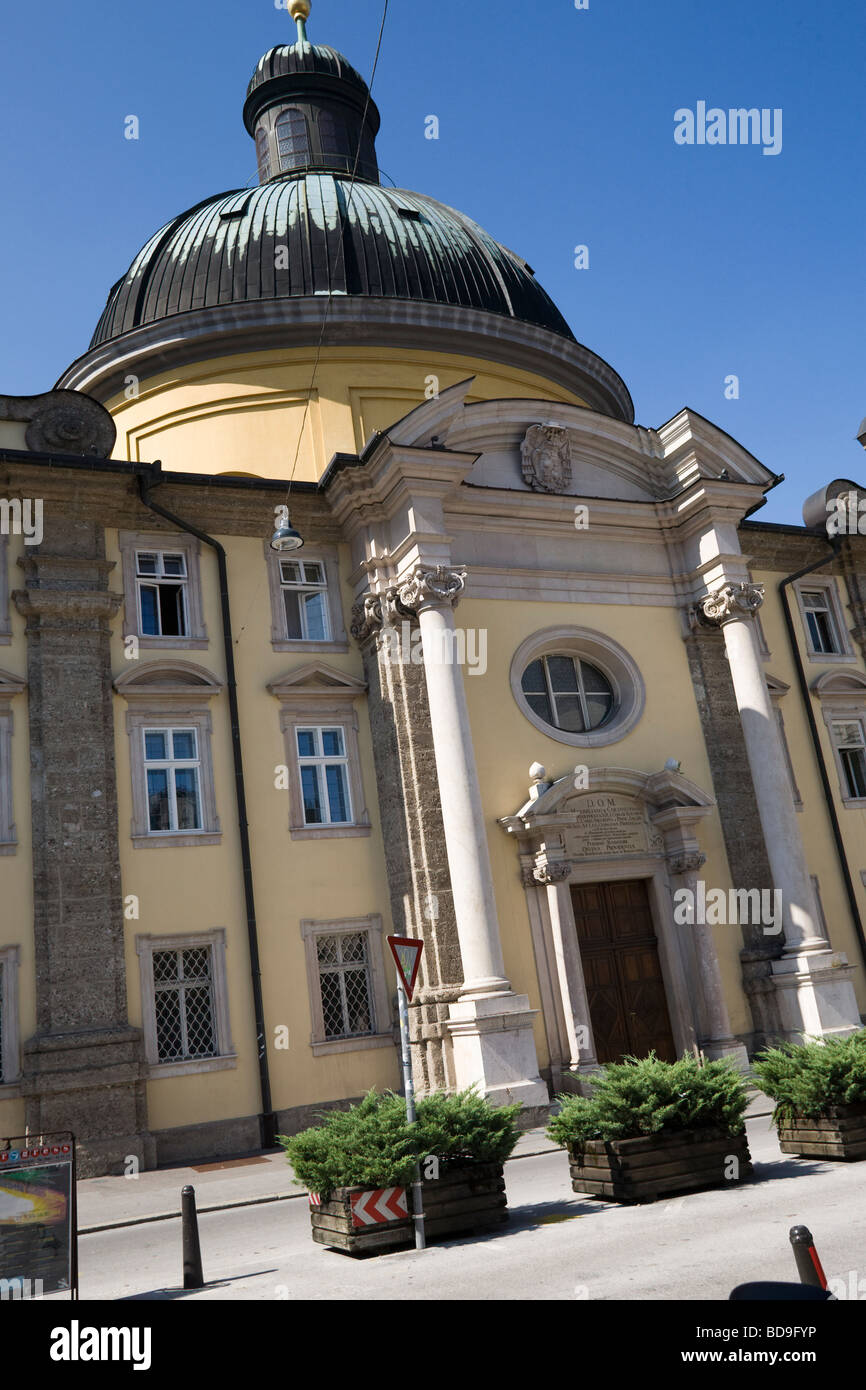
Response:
0,0,863,522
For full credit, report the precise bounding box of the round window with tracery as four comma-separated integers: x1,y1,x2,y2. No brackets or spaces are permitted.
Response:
521,655,614,733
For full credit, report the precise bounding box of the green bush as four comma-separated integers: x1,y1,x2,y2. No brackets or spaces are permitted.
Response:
278,1087,520,1196
547,1052,749,1152
752,1031,866,1125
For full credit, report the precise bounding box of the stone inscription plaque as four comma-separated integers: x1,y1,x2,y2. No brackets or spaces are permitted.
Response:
568,794,656,859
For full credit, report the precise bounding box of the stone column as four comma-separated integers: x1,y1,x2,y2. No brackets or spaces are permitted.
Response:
667,849,749,1069
696,581,861,1040
394,565,549,1109
535,861,599,1075
13,524,153,1176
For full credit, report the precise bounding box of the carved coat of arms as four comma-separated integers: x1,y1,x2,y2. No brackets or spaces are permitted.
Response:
520,423,573,493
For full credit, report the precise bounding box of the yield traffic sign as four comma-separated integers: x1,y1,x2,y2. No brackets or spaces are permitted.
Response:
387,936,424,1001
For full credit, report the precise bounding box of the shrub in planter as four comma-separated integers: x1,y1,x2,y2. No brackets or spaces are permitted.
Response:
547,1052,751,1204
279,1088,520,1254
752,1031,866,1160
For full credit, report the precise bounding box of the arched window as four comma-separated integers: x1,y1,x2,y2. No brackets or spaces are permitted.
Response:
318,110,347,156
256,128,271,182
276,108,310,171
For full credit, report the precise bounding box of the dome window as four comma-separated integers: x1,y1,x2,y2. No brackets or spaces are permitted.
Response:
318,110,347,156
256,129,271,182
276,108,310,171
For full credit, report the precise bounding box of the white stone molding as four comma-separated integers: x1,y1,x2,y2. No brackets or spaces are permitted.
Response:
115,661,224,848
267,662,371,840
117,529,208,651
300,915,393,1056
263,539,348,653
509,626,646,749
135,928,236,1078
0,669,25,853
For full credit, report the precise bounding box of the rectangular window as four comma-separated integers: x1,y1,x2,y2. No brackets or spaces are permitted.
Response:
833,721,866,799
280,560,331,642
296,727,352,824
144,727,203,832
136,551,188,638
0,959,4,1082
802,590,841,655
315,931,375,1039
151,946,218,1062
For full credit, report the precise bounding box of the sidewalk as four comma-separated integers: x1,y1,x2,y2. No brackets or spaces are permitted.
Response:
77,1091,773,1235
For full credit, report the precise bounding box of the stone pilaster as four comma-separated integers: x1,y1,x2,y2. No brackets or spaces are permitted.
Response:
13,521,153,1176
350,590,462,1095
695,581,861,1042
683,617,781,1048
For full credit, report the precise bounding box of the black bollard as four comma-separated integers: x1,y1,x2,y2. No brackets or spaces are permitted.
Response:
789,1225,827,1289
182,1185,204,1290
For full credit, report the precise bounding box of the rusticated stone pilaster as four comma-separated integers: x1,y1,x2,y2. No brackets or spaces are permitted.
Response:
353,595,463,1094
12,520,153,1176
683,622,782,1049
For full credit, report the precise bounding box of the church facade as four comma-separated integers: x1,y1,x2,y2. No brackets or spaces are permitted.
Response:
1,1,865,1174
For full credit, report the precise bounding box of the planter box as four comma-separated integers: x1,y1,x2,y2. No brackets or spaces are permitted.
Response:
567,1129,752,1204
777,1102,866,1161
309,1161,507,1256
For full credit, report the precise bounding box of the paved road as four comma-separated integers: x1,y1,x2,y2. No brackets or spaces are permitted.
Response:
74,1115,866,1301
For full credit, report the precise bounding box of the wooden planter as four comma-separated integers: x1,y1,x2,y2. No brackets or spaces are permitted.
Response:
309,1161,507,1256
777,1102,866,1161
567,1128,752,1204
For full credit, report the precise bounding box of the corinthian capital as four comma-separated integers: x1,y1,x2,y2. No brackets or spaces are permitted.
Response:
696,582,764,628
397,564,466,614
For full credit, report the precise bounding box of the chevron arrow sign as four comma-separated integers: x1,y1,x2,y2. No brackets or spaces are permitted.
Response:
350,1186,409,1227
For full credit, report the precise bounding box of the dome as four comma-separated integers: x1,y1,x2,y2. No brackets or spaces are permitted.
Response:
89,178,576,348
246,43,371,102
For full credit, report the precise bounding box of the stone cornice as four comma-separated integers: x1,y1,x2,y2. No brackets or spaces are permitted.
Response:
13,589,123,623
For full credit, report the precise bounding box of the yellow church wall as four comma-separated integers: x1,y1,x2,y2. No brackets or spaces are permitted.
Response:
753,572,866,1006
0,533,33,1138
104,346,590,477
459,597,753,1062
106,529,399,1133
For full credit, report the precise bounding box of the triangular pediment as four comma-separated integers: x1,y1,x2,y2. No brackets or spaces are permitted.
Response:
267,662,367,700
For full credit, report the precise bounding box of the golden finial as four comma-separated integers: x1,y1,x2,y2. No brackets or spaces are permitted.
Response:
289,0,311,43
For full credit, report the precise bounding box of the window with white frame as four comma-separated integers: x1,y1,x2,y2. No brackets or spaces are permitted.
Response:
114,661,223,848
144,727,203,832
118,532,207,649
300,916,392,1055
800,588,843,655
296,726,352,825
0,946,21,1084
136,930,234,1074
136,550,189,638
831,720,866,799
280,559,331,642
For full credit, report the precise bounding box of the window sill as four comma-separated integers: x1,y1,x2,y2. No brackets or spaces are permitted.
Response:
134,636,209,650
310,1033,394,1057
0,1081,22,1097
132,832,222,849
271,640,349,654
146,1053,237,1080
0,842,16,856
805,651,857,664
290,822,371,840
840,798,866,810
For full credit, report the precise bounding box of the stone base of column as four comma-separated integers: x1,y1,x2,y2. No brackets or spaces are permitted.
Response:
769,951,863,1042
700,1040,751,1072
21,1026,155,1178
447,993,550,1109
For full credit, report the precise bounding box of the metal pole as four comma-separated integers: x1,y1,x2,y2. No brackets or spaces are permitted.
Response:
789,1225,827,1289
182,1185,205,1289
397,980,426,1251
